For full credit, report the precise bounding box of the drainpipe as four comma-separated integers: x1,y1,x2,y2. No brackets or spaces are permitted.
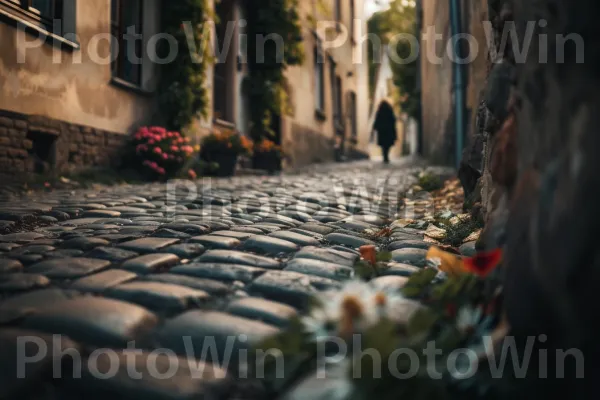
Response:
449,0,466,169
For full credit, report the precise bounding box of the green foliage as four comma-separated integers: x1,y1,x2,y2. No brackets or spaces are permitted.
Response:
436,217,483,247
417,172,444,191
244,0,304,141
157,0,213,131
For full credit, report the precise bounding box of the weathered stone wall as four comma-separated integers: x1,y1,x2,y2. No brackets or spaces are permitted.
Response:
458,0,600,393
0,110,127,180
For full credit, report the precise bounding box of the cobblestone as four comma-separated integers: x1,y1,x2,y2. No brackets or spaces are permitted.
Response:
0,160,455,399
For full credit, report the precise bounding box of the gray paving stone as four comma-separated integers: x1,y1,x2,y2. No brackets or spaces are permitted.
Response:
0,329,80,400
171,263,265,283
248,224,282,233
96,233,142,243
189,235,241,249
156,310,279,364
93,218,134,225
70,269,138,293
391,232,424,241
151,228,192,239
387,240,431,251
121,253,180,274
10,253,45,265
0,258,23,273
248,270,340,309
285,258,354,281
119,226,159,235
211,230,255,240
300,223,337,236
226,297,298,327
161,223,210,235
288,228,325,240
85,246,139,262
20,296,158,348
45,249,85,258
62,352,230,400
61,237,110,251
0,243,20,252
230,226,266,235
294,246,358,267
344,214,387,226
104,281,210,314
27,258,111,279
119,237,180,253
162,243,206,259
279,210,314,222
81,209,122,218
0,232,45,244
460,241,477,256
324,233,376,248
0,273,50,292
269,231,321,246
197,250,282,269
243,235,299,255
383,262,420,276
331,220,376,232
0,288,80,321
391,248,429,267
140,273,230,295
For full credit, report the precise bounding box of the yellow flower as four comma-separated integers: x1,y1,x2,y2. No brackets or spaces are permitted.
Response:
193,144,201,152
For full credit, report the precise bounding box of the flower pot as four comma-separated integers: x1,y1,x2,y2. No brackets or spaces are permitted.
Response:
253,152,281,172
201,151,238,177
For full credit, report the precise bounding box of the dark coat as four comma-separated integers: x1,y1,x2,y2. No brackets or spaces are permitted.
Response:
372,102,398,148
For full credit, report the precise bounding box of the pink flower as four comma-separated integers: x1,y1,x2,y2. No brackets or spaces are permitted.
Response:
188,169,197,179
177,138,185,144
153,147,162,154
157,167,166,175
167,132,174,138
171,145,179,152
162,153,169,160
148,139,155,145
150,161,158,169
185,137,191,143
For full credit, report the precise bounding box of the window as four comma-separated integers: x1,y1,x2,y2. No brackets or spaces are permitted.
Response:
348,91,357,139
0,0,63,32
111,0,143,86
350,0,355,43
334,76,343,131
314,45,325,114
334,0,341,32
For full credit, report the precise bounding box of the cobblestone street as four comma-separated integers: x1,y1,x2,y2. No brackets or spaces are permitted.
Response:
0,160,464,399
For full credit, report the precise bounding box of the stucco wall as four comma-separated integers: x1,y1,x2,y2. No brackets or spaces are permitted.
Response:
281,0,370,167
419,0,489,164
0,0,160,135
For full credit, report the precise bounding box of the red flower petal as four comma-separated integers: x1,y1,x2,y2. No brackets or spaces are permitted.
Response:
463,248,503,277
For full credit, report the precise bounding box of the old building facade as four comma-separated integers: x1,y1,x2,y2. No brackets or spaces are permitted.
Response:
418,0,490,165
0,0,370,177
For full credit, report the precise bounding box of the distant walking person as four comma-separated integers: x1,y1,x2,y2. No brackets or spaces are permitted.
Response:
371,101,397,164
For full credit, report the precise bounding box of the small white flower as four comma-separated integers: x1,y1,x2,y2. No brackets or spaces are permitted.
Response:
456,305,483,332
302,280,407,341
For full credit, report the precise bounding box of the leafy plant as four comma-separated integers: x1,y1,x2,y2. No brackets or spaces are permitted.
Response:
243,0,304,141
199,130,253,157
157,0,213,131
131,126,198,179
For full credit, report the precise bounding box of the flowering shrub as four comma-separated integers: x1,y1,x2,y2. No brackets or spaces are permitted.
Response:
132,126,199,179
200,130,253,157
254,138,282,155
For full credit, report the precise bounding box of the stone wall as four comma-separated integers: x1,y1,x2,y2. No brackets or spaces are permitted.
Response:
0,110,127,180
457,0,600,393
